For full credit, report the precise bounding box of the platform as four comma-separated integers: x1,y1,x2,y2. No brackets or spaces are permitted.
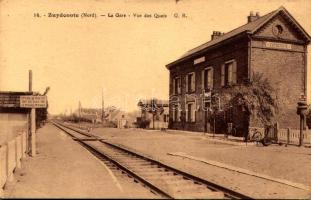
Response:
4,124,124,198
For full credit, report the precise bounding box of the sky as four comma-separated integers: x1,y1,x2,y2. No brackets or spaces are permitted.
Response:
0,0,311,115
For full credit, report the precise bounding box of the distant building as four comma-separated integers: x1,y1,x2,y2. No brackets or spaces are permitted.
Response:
166,7,311,135
78,108,102,123
75,107,138,128
138,99,169,129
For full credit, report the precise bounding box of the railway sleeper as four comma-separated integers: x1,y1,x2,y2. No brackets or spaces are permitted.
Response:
126,162,154,166
158,178,197,185
107,153,143,159
173,191,225,199
139,170,175,175
133,168,167,174
110,155,146,161
125,163,156,169
139,172,177,179
169,182,210,191
126,162,161,166
170,183,214,193
170,186,224,197
152,182,223,199
120,160,158,166
122,163,152,169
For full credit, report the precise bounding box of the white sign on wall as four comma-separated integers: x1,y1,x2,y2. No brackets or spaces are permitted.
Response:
193,56,205,65
265,42,292,50
20,96,47,108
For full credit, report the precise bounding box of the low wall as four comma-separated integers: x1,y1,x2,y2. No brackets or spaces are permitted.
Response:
0,113,28,146
0,131,27,195
149,121,168,130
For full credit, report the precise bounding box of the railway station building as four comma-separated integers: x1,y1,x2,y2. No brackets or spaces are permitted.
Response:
166,7,311,135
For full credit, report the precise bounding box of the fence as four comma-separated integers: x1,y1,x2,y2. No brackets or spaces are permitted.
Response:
249,126,311,145
278,128,311,145
0,131,27,195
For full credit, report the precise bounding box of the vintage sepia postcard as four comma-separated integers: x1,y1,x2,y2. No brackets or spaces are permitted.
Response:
0,0,311,199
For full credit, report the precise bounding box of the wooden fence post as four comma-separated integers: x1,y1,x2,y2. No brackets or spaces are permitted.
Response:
286,128,290,147
275,122,279,143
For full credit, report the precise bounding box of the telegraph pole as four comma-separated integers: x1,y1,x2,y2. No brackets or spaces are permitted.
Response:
29,70,32,91
29,70,36,157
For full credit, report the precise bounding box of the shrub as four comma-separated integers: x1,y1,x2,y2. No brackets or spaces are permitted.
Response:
219,72,278,127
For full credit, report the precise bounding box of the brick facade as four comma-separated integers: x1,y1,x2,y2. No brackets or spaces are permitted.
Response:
166,7,310,134
169,38,249,132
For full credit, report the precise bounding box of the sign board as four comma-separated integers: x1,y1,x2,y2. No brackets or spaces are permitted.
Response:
265,42,291,50
193,56,205,65
203,91,211,98
20,95,47,108
185,94,197,102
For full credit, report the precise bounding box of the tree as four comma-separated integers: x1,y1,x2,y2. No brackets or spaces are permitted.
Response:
218,72,278,134
36,87,50,127
138,99,164,129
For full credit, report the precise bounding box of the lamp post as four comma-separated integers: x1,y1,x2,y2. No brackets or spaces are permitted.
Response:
296,94,307,147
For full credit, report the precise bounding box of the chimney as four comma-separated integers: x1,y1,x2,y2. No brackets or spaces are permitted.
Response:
247,11,260,23
211,31,224,40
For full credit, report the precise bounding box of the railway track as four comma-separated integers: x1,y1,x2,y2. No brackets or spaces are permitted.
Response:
52,121,252,199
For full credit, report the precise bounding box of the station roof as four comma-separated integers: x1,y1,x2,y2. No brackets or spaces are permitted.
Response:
166,6,311,69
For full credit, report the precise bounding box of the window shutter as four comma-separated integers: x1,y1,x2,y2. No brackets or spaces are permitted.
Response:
185,105,188,122
208,68,214,89
232,61,237,84
186,75,189,93
221,64,225,86
172,109,175,122
172,78,175,94
228,63,233,84
201,70,205,91
191,73,195,92
178,77,181,94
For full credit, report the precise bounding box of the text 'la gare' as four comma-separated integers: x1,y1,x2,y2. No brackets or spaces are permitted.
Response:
107,13,167,18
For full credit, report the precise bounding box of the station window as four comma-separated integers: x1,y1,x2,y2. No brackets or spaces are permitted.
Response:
186,103,196,122
202,67,213,91
186,72,196,93
221,60,237,87
172,105,181,122
172,76,181,95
